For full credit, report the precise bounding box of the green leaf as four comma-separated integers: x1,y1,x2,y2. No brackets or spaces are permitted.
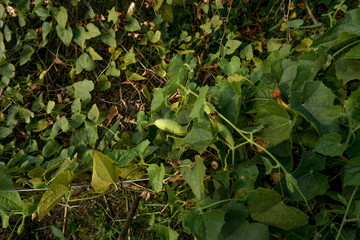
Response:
42,140,61,158
290,81,337,134
182,125,213,153
247,188,308,230
75,52,95,74
56,25,73,47
125,16,141,32
190,86,209,119
86,47,103,61
148,163,165,193
72,26,87,49
218,56,241,76
31,92,44,112
86,23,101,39
240,44,253,61
71,98,81,113
148,30,161,43
0,126,13,140
100,28,116,47
346,88,360,123
312,8,360,47
73,80,94,103
19,44,34,66
18,107,34,123
267,38,282,52
235,162,259,195
335,59,360,83
0,63,15,78
105,61,120,76
315,132,346,157
0,210,9,228
98,75,111,91
127,72,146,81
123,47,137,65
107,7,118,23
50,225,66,240
344,158,360,186
179,157,206,200
0,175,25,211
55,7,68,29
285,19,304,28
111,140,150,166
154,224,179,240
42,22,52,41
225,39,242,55
182,209,225,240
88,104,99,123
290,171,329,201
255,99,294,145
221,221,269,240
91,151,119,193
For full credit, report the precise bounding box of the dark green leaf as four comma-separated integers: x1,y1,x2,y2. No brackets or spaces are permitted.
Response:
182,209,225,240
315,132,346,157
100,28,116,47
111,140,150,166
247,188,308,230
154,224,179,240
19,45,34,66
182,125,213,153
255,99,294,145
344,158,360,186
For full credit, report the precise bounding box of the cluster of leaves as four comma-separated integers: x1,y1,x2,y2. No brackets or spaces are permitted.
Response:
1,0,360,239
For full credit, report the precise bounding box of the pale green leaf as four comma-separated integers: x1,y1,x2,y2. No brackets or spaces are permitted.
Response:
0,175,25,211
148,163,165,193
56,25,73,46
75,53,95,74
125,16,141,32
73,79,94,103
55,7,68,29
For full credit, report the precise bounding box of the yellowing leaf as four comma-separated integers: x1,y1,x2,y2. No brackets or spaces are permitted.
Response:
91,151,119,193
37,171,71,220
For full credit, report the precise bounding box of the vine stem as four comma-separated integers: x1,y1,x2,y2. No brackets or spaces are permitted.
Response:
335,186,358,240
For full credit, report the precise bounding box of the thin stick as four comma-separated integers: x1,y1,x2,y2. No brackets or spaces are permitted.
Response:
304,0,319,24
118,193,142,240
62,204,68,234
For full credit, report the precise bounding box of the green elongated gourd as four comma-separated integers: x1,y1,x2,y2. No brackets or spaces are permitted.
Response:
154,119,187,136
218,123,235,147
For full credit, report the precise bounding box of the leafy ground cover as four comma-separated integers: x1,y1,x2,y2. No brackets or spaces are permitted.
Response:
1,0,360,239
